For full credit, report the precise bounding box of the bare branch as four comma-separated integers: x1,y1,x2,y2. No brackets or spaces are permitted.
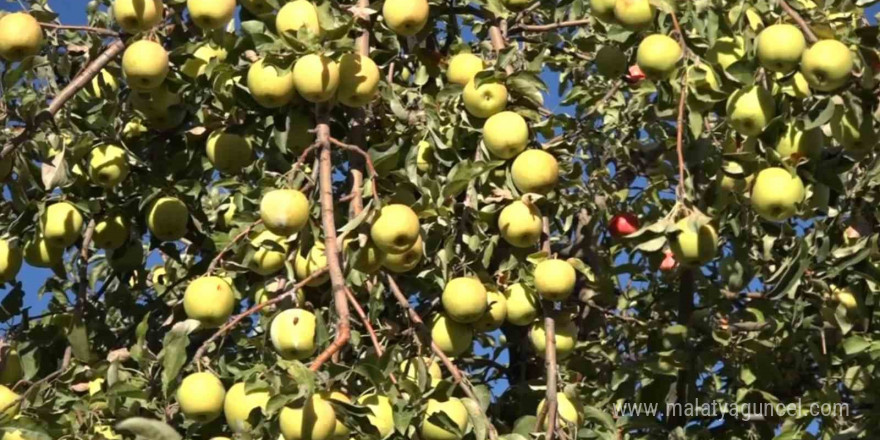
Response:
675,71,689,199
778,0,818,43
328,136,381,209
39,22,119,37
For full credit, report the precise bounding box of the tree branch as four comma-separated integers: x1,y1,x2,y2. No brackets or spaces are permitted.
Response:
777,0,818,43
675,70,689,199
39,22,119,37
670,269,694,427
541,303,558,440
328,136,381,209
206,220,262,274
512,19,591,33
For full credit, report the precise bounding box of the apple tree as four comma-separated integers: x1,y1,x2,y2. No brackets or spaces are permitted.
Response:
0,0,879,439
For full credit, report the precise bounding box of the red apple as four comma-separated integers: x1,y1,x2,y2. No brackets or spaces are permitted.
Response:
659,250,677,272
609,213,640,238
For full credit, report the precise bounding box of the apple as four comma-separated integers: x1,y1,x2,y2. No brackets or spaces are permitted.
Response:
659,250,677,272
725,85,775,137
800,39,853,92
431,313,473,357
498,200,542,248
184,276,234,327
130,84,182,122
447,53,484,86
421,398,468,440
484,111,529,159
0,348,23,385
669,218,718,266
279,394,336,440
224,382,270,433
93,214,128,250
591,0,618,23
463,78,508,119
187,0,235,30
277,0,322,43
177,372,226,423
756,24,805,73
147,197,189,241
400,357,443,386
504,283,539,326
474,290,508,332
206,131,253,174
88,145,130,188
182,45,228,78
323,391,352,440
293,54,339,103
248,59,297,108
609,213,639,238
23,233,63,268
636,34,682,80
382,235,422,273
151,266,173,287
248,230,289,276
122,40,169,91
534,259,576,301
595,46,627,78
706,36,745,71
0,240,22,283
537,392,582,428
108,240,145,273
113,0,164,33
41,202,83,248
416,140,434,172
358,394,394,438
270,308,317,360
260,189,310,236
834,286,859,311
337,54,381,108
88,69,118,98
751,167,805,221
614,0,654,30
0,13,42,61
241,0,274,17
352,239,386,274
775,123,823,162
831,107,876,152
530,317,577,359
370,204,420,253
383,0,430,36
442,277,488,324
300,241,329,285
0,384,20,420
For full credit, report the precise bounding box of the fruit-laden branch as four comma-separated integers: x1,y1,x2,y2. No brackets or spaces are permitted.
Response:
39,22,119,37
206,220,262,274
191,266,330,368
4,346,72,412
512,19,591,33
0,39,126,161
309,114,352,372
328,137,381,209
385,274,499,440
777,0,818,43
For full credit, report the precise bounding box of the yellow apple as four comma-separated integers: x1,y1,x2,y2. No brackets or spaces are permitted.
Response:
474,290,507,332
431,313,473,357
751,167,805,221
383,0,429,36
151,266,173,287
706,36,745,71
293,54,339,103
130,84,181,121
725,85,775,137
182,45,228,78
248,59,297,108
595,46,627,77
831,107,877,152
800,39,853,92
108,240,145,273
834,287,859,311
337,54,381,108
447,53,484,86
498,200,542,248
93,214,128,250
23,234,63,268
511,149,558,195
113,0,164,33
206,131,253,174
0,348,23,385
260,189,310,236
224,382,270,433
370,204,420,253
88,145,130,188
89,69,119,98
537,392,582,428
187,0,235,30
177,372,226,423
294,241,329,285
382,235,422,273
400,357,443,386
775,123,823,162
270,308,316,359
324,391,352,440
416,140,434,172
591,0,617,23
147,197,189,241
0,240,22,283
421,398,468,440
184,276,234,327
534,259,576,301
669,217,718,266
352,239,386,274
756,24,805,73
636,34,682,80
484,111,529,159
0,13,43,61
614,0,654,30
0,384,20,420
241,0,274,16
248,230,288,276
122,40,169,91
530,317,578,359
442,277,488,324
41,202,83,248
463,78,508,118
280,394,337,440
358,394,394,438
276,0,322,42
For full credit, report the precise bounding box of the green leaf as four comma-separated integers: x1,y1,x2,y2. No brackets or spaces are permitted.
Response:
159,320,197,394
115,418,182,440
462,397,488,440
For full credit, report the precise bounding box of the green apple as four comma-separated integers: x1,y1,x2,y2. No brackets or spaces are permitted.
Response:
383,0,430,36
352,239,387,274
751,167,805,222
224,382,270,433
279,394,337,440
831,106,877,151
512,149,559,195
177,372,226,423
270,308,317,359
498,200,542,248
725,85,775,137
591,0,617,23
187,0,235,30
447,53,484,86
431,313,473,357
636,34,682,79
0,384,21,420
23,233,63,269
756,24,805,73
381,235,422,273
421,398,468,440
0,348,23,385
669,217,718,266
504,283,539,326
800,39,853,92
88,144,130,188
337,54,381,108
442,277,488,324
484,111,530,159
595,46,627,77
293,54,339,103
370,204,420,253
260,189,310,236
614,0,654,30
277,0,322,42
206,131,253,174
122,40,169,91
184,276,234,327
358,394,394,439
534,259,576,301
93,214,128,250
400,357,443,386
113,0,164,33
247,59,296,108
706,36,745,71
530,317,578,359
41,202,83,248
775,122,823,162
463,78,508,118
147,197,189,241
181,44,228,78
0,240,22,283
474,290,507,332
0,13,43,61
537,393,582,428
416,140,434,172
248,230,289,276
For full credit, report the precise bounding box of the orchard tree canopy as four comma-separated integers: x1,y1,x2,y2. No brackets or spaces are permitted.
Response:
0,0,879,438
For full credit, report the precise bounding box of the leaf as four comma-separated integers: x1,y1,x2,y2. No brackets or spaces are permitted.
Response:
582,405,616,431
41,152,68,190
158,320,198,394
842,335,871,356
0,285,23,322
115,418,182,440
462,397,488,440
67,314,92,363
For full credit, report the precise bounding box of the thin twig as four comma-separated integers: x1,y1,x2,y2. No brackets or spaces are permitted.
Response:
675,71,689,199
512,19,591,33
6,346,71,410
76,220,96,316
344,289,395,384
328,137,381,209
777,0,818,43
39,22,119,37
206,220,262,274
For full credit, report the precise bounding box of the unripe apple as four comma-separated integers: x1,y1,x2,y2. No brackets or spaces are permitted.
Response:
447,53,484,86
636,34,682,80
370,204,420,253
181,45,228,78
725,85,775,137
416,141,434,173
483,111,529,159
591,0,617,23
248,230,289,276
400,357,443,386
325,391,352,439
595,46,627,77
122,40,169,91
0,349,23,385
834,287,859,311
337,54,381,108
463,78,508,119
442,277,488,324
534,259,576,301
88,69,118,98
382,235,422,273
751,167,805,222
358,394,394,438
206,131,253,174
431,313,473,357
775,123,823,162
184,276,234,327
537,392,582,428
23,234,63,268
293,54,339,103
41,202,83,248
108,240,145,273
800,39,853,92
260,189,310,237
0,13,43,61
474,290,508,332
0,384,21,420
93,214,128,250
669,218,718,266
614,0,654,30
756,24,805,73
706,36,745,71
88,145,129,188
177,372,226,423
151,266,173,287
421,397,468,440
383,0,429,36
609,213,639,238
530,317,578,359
187,0,235,30
0,240,22,284
349,239,385,275
113,0,164,33
224,382,270,433
248,59,296,109
300,241,329,285
504,283,540,326
277,0,322,43
130,84,182,121
511,149,558,195
147,197,189,242
498,200,542,248
270,308,317,359
280,394,337,440
831,107,876,152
